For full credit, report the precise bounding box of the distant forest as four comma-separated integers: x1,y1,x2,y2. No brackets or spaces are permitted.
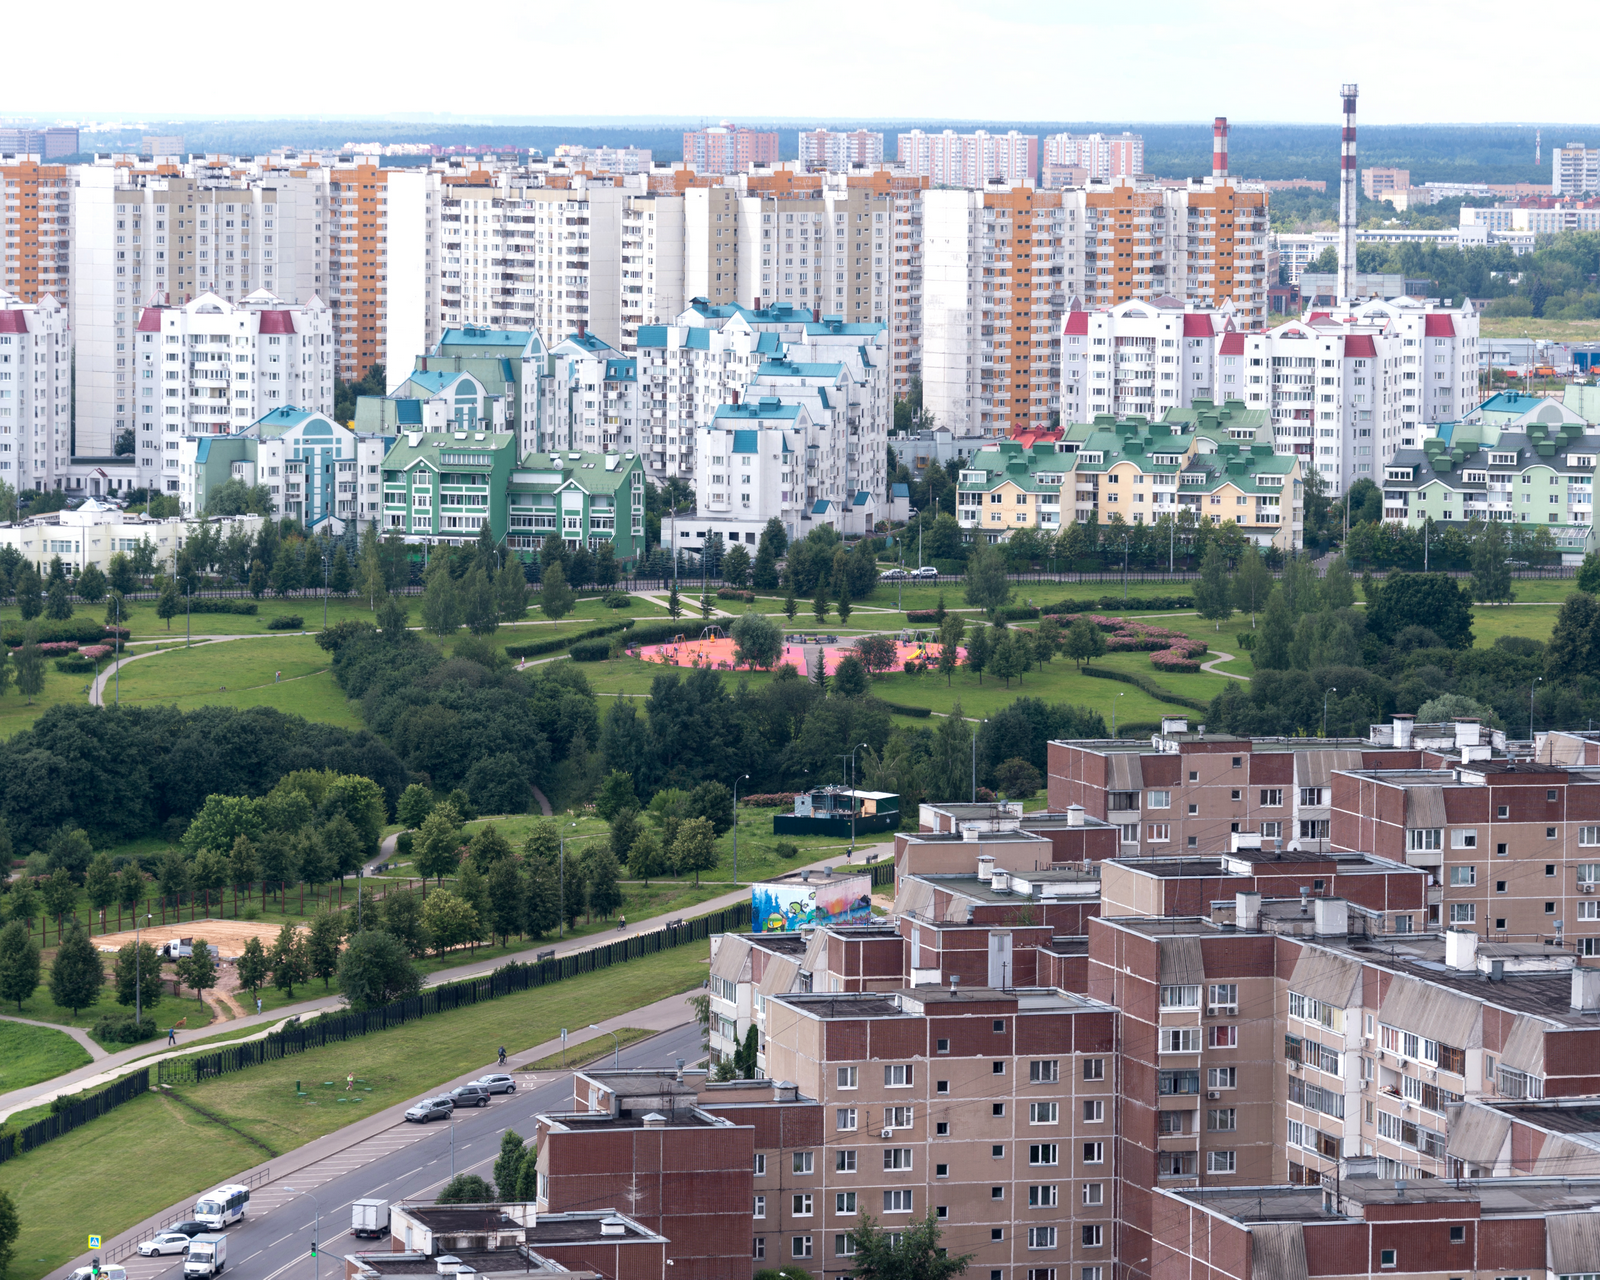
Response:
70,119,1587,187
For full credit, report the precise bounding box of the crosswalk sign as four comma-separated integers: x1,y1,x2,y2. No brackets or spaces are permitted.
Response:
88,1236,102,1250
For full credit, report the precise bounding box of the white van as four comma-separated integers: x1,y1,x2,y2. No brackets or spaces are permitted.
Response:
194,1185,250,1229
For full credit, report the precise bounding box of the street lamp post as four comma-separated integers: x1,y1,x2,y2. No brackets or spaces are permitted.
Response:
113,593,122,707
558,821,577,938
732,773,750,888
1532,677,1543,743
589,1024,621,1068
1113,691,1124,737
323,543,331,630
1122,535,1130,607
1323,687,1338,738
280,1189,321,1280
134,910,152,1026
845,742,869,858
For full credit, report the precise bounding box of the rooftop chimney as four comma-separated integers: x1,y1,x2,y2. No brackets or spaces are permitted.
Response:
1066,804,1085,828
600,1217,627,1237
1236,891,1262,932
577,319,587,338
641,1112,667,1129
1445,926,1479,972
1337,84,1360,304
1454,718,1482,750
1312,896,1348,938
976,855,996,883
1392,713,1414,750
1212,118,1229,179
731,389,740,405
1573,967,1600,1012
813,308,820,322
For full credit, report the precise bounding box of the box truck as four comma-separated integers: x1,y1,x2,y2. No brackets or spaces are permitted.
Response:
351,1200,390,1239
183,1235,226,1278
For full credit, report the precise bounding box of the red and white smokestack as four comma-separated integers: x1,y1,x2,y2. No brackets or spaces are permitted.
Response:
1212,117,1229,179
1337,83,1359,305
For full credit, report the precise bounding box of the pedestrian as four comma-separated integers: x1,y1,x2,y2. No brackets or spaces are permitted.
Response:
275,670,281,683
257,997,263,1014
347,1072,355,1091
167,1027,176,1046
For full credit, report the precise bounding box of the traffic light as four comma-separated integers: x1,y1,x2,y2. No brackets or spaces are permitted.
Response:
310,1243,318,1258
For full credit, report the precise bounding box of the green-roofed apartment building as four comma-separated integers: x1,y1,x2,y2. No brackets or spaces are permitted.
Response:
381,428,517,545
508,449,647,563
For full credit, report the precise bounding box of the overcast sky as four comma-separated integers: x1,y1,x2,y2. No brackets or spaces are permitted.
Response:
11,0,1598,125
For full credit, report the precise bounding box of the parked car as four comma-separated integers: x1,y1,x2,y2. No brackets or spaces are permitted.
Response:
473,1074,517,1095
912,565,939,579
139,1234,194,1257
448,1083,492,1108
168,1223,211,1239
404,1098,453,1124
878,568,907,580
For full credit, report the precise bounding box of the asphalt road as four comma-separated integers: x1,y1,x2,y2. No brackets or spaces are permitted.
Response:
107,1023,702,1280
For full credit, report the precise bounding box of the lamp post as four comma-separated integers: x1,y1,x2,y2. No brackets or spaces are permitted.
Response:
323,541,331,630
1113,691,1124,737
970,725,977,803
113,592,122,707
134,910,152,1026
732,773,750,888
280,1188,321,1280
1532,676,1543,743
558,821,577,938
590,1023,621,1069
845,741,869,858
1121,535,1130,607
1323,686,1337,738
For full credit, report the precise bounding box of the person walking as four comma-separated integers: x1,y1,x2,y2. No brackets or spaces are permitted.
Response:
167,1027,177,1046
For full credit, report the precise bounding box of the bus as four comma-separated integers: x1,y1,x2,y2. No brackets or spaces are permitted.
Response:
194,1185,250,1230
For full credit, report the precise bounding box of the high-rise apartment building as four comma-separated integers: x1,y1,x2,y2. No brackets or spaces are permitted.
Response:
1,157,72,306
72,156,333,455
682,124,780,175
1553,142,1600,196
897,130,1038,188
1362,166,1410,200
1059,300,1219,422
0,128,79,160
797,130,884,173
0,289,70,491
731,186,894,325
1043,132,1143,183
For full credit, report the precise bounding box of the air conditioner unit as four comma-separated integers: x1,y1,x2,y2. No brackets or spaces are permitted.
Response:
1584,884,1595,893
1377,1051,1385,1061
1207,1091,1221,1100
880,1128,893,1140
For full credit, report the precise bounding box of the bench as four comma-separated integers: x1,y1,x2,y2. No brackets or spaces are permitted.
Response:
536,948,556,963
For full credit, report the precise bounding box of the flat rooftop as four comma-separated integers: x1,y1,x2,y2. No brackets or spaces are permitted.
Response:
1495,1101,1600,1135
1177,1177,1600,1220
539,1109,724,1131
775,987,1111,1020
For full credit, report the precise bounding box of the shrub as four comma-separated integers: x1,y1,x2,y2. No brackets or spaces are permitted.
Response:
569,638,613,661
1,618,116,648
91,1014,157,1044
879,701,932,718
504,620,632,659
54,655,98,674
906,610,939,623
1150,649,1202,674
1040,595,1194,616
603,592,633,609
741,793,799,808
716,588,756,602
185,599,259,615
775,842,799,860
997,604,1040,621
395,832,415,857
268,615,304,630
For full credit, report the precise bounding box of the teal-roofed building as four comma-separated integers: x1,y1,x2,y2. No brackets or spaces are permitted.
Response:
381,429,516,544
507,449,646,563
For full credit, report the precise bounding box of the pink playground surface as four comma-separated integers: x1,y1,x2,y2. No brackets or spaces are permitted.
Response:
635,637,959,675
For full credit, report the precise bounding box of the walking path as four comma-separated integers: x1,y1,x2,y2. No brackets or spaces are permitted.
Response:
0,1012,108,1062
0,840,892,1120
1199,649,1250,681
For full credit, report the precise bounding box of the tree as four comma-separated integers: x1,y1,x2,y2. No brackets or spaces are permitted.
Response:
85,853,118,918
111,940,162,1012
76,562,108,604
595,771,637,822
421,889,480,954
320,812,365,880
1367,572,1474,648
1321,554,1357,610
667,580,682,620
735,1025,760,1079
938,613,965,685
687,780,736,836
1471,519,1515,605
495,1129,530,1203
541,560,575,621
336,928,422,1010
270,923,309,998
989,630,1021,689
811,577,829,624
236,936,270,1002
1033,615,1060,669
963,622,990,684
398,783,435,831
628,829,664,886
48,920,102,1017
437,1175,493,1205
783,578,798,621
730,608,782,670
0,920,40,1013
753,539,780,591
13,627,44,705
584,846,623,920
495,559,529,622
307,910,344,990
173,936,217,1002
421,560,462,636
1578,552,1600,595
855,634,898,677
523,852,560,939
248,559,268,599
14,563,42,621
416,803,463,885
962,537,1012,618
1255,588,1294,670
1064,617,1106,670
325,544,352,597
672,815,718,885
0,1187,19,1280
1194,542,1234,630
993,757,1043,799
723,543,752,588
462,563,498,635
847,1209,974,1280
486,857,525,945
1231,545,1273,624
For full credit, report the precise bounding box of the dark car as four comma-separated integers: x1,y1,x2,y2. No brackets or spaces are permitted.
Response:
169,1223,211,1239
449,1084,491,1108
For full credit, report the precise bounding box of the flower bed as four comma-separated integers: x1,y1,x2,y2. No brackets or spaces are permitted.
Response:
1150,648,1202,674
1058,614,1207,673
741,793,799,808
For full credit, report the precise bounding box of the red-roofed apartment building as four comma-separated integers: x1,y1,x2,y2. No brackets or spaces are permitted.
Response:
0,288,70,491
1059,299,1222,421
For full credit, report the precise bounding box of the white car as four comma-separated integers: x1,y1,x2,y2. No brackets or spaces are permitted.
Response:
140,1233,193,1257
473,1074,517,1094
912,566,939,580
879,568,908,581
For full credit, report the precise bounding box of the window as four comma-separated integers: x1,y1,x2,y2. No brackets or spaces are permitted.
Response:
1082,1142,1104,1164
837,1066,858,1089
834,1192,856,1214
1581,828,1600,847
792,1194,812,1217
937,1165,950,1178
1450,866,1476,886
1300,787,1326,806
836,1150,857,1172
936,1038,951,1054
1208,1108,1237,1131
1084,1058,1105,1081
1162,1028,1202,1053
991,1186,1004,1200
1159,1069,1201,1095
1147,790,1171,808
754,1238,765,1261
1449,903,1477,924
837,1108,857,1131
1030,1102,1059,1124
885,1064,913,1087
1260,789,1284,807
793,1152,814,1175
937,1081,950,1094
1380,1250,1396,1269
1209,1025,1238,1049
1451,829,1478,849
754,1196,766,1219
1082,1226,1103,1248
1147,823,1171,843
1207,1151,1237,1173
1498,806,1509,819
1083,1183,1104,1206
884,1190,914,1213
884,1148,913,1170
1084,1099,1104,1122
1029,1185,1059,1207
1030,1144,1060,1166
1450,1226,1465,1243
936,1122,950,1136
1083,1269,1103,1280
1208,1067,1238,1089
1408,828,1442,851
1030,1060,1060,1083
991,1060,1007,1077
1209,984,1239,1014
993,1103,1006,1117
754,1154,766,1176
1160,985,1201,1009
792,1237,812,1260
834,1236,856,1258
1028,1227,1058,1250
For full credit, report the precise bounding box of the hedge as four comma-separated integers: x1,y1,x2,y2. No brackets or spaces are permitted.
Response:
1041,594,1194,615
997,604,1040,621
906,609,942,623
504,619,632,660
185,599,259,615
617,620,711,649
879,700,933,718
1,618,120,648
1079,664,1209,711
267,615,304,630
569,638,615,661
716,588,755,602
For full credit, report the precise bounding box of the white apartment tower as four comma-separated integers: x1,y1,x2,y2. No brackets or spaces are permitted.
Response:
0,290,70,491
797,130,885,173
1553,143,1600,196
1059,300,1219,422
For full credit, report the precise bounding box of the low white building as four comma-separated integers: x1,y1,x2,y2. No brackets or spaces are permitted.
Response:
134,290,335,497
0,502,264,574
1061,299,1222,422
0,289,71,493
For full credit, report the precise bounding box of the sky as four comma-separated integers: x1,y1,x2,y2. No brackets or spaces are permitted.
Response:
9,0,1600,125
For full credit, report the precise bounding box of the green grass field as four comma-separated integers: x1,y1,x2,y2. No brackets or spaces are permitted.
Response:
0,945,708,1280
7,958,217,1043
0,1021,92,1093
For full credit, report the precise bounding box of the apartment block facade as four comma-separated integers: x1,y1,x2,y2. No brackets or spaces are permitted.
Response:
896,130,1039,188
1552,143,1600,196
1,157,72,306
0,289,70,491
507,448,646,561
683,125,780,175
1059,300,1219,422
798,131,885,173
1043,132,1144,183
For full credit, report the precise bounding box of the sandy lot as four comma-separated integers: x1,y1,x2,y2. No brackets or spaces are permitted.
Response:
95,919,306,959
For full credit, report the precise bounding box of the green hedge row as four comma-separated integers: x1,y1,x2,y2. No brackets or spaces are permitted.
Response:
1041,595,1194,615
879,700,933,718
1,619,119,648
616,620,712,649
1079,663,1209,711
569,638,615,661
504,620,632,660
186,599,258,615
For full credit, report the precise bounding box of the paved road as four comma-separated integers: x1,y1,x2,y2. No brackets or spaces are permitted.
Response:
61,1020,703,1280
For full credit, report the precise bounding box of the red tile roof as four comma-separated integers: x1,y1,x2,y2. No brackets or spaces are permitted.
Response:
1344,334,1378,357
1424,314,1455,337
257,310,296,335
0,311,27,334
1063,311,1089,336
1219,332,1246,355
1183,314,1215,337
137,307,164,332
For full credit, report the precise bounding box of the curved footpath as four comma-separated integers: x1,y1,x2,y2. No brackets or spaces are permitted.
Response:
0,839,893,1121
0,1012,108,1062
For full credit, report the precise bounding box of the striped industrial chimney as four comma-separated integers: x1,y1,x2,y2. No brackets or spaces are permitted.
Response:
1337,84,1359,304
1212,117,1229,179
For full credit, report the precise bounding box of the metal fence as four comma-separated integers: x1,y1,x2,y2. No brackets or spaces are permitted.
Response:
157,901,752,1089
103,1166,274,1264
0,1068,150,1166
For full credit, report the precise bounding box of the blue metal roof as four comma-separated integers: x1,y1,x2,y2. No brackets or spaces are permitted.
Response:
438,326,534,348
634,325,669,348
855,490,871,506
891,483,910,499
758,360,844,378
564,331,613,353
605,358,637,382
407,370,466,395
397,400,423,425
805,320,884,336
812,499,833,514
713,401,801,421
732,430,759,454
254,406,317,428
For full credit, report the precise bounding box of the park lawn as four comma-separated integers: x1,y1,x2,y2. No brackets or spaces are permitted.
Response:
0,657,97,738
852,661,1182,731
1480,317,1600,342
1473,579,1580,606
519,1026,657,1072
1470,603,1563,648
6,958,216,1041
1091,651,1234,706
0,1021,92,1093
